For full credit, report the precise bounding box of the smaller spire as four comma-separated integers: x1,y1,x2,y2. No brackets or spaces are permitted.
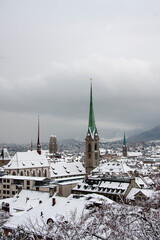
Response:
37,115,42,155
31,139,33,151
123,133,126,146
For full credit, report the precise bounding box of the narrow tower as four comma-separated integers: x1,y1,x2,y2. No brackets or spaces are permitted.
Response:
122,133,127,157
49,135,58,154
85,79,99,175
37,116,42,155
31,139,33,151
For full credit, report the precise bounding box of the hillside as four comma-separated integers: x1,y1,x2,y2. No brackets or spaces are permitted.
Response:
128,125,160,142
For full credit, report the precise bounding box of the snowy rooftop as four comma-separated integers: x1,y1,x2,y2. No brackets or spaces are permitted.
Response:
4,151,49,170
1,175,47,181
93,161,133,174
117,152,142,157
126,188,154,200
0,190,50,214
50,161,85,178
74,179,129,195
3,194,113,231
135,177,149,188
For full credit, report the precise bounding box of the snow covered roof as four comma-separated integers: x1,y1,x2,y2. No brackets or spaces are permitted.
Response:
93,161,133,175
74,179,129,196
126,188,154,200
135,177,149,188
99,148,106,155
1,175,47,181
143,176,154,185
3,194,112,231
4,151,49,170
0,190,50,214
117,152,142,157
127,152,142,157
50,162,85,178
99,181,129,190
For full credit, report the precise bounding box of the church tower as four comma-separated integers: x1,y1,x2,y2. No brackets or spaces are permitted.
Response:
37,116,42,155
85,79,99,175
49,135,58,154
122,133,127,157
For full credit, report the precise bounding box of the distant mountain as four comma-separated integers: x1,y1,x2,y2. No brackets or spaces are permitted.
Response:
128,125,160,142
58,139,82,145
99,128,144,142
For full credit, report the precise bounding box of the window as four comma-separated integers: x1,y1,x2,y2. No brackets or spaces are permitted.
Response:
7,185,9,189
3,179,6,183
3,190,6,194
39,170,41,177
20,171,23,176
44,169,47,177
88,143,91,152
95,143,97,150
27,186,30,190
27,181,30,186
7,179,10,183
12,172,16,175
33,171,35,177
12,191,15,195
3,185,6,188
7,191,9,194
47,218,54,224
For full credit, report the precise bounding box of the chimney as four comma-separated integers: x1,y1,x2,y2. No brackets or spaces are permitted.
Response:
52,198,56,206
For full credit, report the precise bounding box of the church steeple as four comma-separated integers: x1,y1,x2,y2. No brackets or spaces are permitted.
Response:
88,80,95,134
123,132,127,157
123,133,126,146
85,79,99,175
37,116,42,155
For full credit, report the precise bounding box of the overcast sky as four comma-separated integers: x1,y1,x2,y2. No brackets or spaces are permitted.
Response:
0,0,160,144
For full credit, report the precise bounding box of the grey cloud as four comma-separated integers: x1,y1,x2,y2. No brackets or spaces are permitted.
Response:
0,57,160,141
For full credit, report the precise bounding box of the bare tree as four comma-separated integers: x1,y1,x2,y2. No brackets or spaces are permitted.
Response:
2,202,160,240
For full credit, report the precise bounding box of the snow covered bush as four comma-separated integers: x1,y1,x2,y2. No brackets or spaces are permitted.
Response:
24,203,160,240
1,202,160,239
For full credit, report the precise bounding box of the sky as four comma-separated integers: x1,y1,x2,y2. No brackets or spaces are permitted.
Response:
0,0,160,144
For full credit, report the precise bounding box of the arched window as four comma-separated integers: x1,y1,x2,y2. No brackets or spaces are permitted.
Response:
39,170,41,177
95,143,97,150
44,169,47,177
47,218,54,224
88,143,91,152
47,218,54,230
27,171,29,176
12,171,16,175
33,171,35,177
20,171,23,176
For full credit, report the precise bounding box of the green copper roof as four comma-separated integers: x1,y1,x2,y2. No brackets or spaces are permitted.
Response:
123,133,126,146
88,83,96,133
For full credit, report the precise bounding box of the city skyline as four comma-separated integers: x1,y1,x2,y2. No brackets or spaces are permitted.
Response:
0,0,160,143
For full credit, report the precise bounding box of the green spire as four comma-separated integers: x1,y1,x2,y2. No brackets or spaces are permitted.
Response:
123,133,126,146
88,80,96,133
